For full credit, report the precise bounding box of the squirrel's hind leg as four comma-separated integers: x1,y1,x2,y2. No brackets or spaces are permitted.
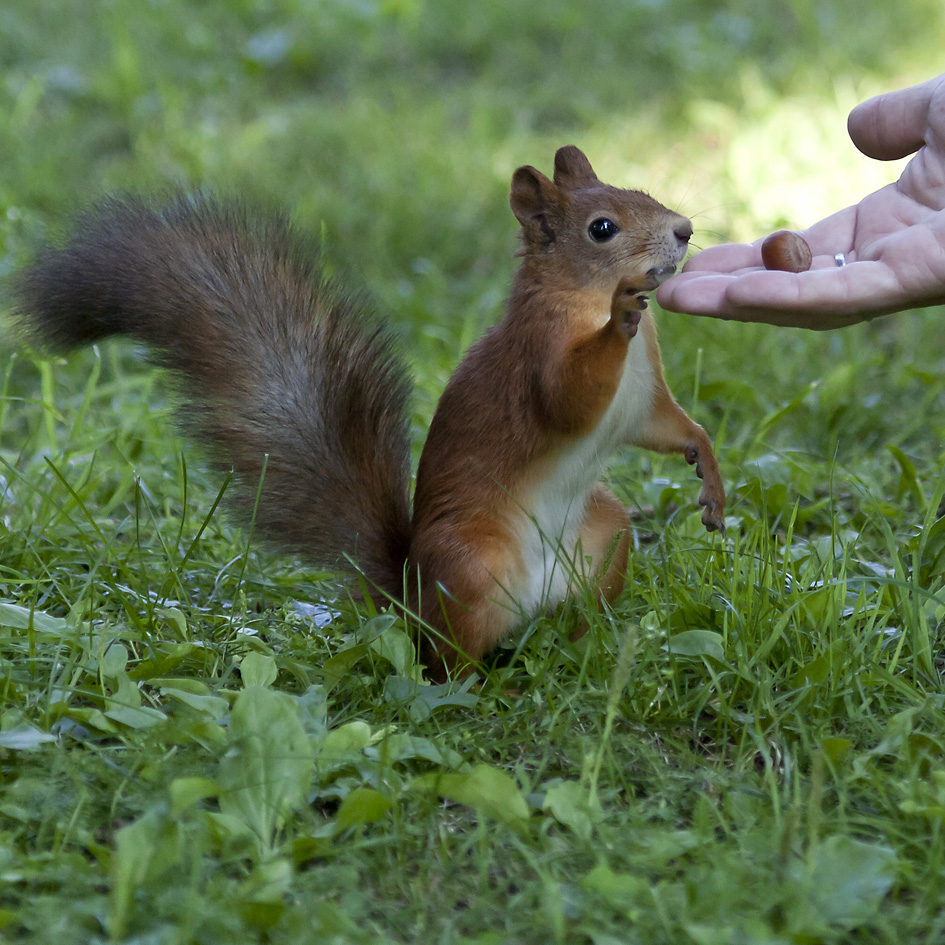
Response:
577,485,632,606
414,539,520,682
568,485,632,643
416,492,631,679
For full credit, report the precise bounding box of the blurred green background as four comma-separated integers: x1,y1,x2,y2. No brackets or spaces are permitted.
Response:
3,0,942,296
4,0,944,460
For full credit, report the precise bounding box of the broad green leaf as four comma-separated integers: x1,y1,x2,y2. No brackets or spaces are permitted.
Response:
899,799,945,819
0,725,56,751
148,677,212,695
683,924,736,945
365,731,464,769
369,624,419,678
695,378,759,406
921,513,945,574
316,719,375,770
240,857,293,905
542,780,602,840
106,673,166,729
411,764,529,826
383,675,479,721
66,707,118,733
358,613,399,643
240,652,278,688
581,863,650,913
157,606,189,638
305,901,370,941
321,643,370,693
755,384,818,439
320,616,401,693
630,828,702,869
100,643,128,680
295,685,329,742
789,649,838,688
239,901,285,931
218,686,313,855
870,706,922,758
335,787,392,831
170,777,220,816
323,720,374,751
128,644,209,680
179,719,228,749
663,629,725,662
820,737,853,764
111,672,141,708
105,704,167,730
0,602,68,635
109,809,182,939
792,835,897,932
160,686,229,719
291,835,333,866
203,811,259,854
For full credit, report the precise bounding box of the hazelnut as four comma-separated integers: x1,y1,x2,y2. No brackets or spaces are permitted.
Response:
761,230,812,273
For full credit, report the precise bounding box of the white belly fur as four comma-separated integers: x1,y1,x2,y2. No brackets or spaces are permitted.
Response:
511,321,656,615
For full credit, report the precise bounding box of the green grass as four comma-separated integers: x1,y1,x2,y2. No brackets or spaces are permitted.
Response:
2,1,945,942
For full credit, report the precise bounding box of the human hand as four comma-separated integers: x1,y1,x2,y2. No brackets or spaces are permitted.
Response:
656,73,945,329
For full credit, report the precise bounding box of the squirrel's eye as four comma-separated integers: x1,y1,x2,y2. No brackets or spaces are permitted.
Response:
588,218,619,242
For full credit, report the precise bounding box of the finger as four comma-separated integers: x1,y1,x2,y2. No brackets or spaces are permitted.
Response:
800,205,858,255
848,74,945,160
658,261,903,329
657,272,749,315
685,206,859,276
725,263,899,315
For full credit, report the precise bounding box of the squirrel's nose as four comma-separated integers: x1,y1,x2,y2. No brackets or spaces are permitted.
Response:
673,219,693,245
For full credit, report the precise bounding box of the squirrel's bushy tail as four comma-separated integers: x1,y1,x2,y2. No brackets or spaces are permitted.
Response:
13,194,412,596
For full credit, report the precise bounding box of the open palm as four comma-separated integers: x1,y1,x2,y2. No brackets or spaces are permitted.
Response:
657,74,945,329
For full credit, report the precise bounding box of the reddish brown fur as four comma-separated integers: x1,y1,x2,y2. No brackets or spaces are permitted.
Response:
412,146,725,678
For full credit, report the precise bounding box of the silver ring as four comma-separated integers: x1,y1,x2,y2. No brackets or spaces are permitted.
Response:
834,253,846,268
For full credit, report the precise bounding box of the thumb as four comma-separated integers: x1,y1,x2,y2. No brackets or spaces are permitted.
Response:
847,74,945,161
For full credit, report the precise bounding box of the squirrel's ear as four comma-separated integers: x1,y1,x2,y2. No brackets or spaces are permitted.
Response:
510,165,558,245
553,146,599,189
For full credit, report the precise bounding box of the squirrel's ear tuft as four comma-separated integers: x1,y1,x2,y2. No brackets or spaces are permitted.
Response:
553,146,599,189
510,165,558,246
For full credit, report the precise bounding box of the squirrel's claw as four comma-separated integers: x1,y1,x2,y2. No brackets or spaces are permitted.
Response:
611,278,648,338
698,488,726,533
700,501,726,534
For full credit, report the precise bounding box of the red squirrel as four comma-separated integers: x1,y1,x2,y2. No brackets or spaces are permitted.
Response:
13,146,725,680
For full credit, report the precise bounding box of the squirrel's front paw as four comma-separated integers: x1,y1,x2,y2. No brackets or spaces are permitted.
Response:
611,277,647,339
699,491,726,534
685,443,726,534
